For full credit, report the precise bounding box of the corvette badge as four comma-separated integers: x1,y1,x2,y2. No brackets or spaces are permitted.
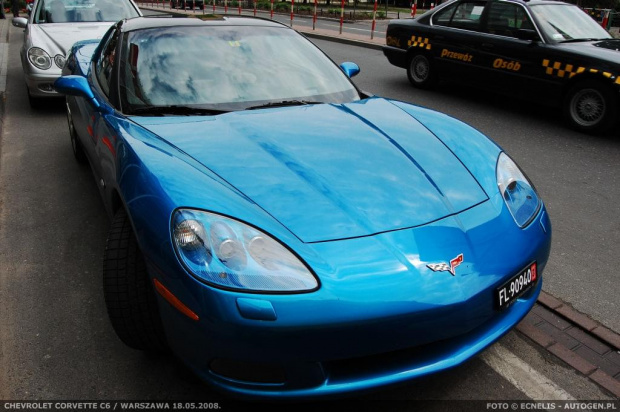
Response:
427,254,464,276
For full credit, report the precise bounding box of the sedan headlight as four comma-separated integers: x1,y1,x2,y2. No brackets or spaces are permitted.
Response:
496,152,540,228
27,47,52,70
172,209,319,293
54,54,66,69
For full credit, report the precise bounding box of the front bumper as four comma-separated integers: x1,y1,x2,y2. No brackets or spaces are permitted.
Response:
147,200,552,399
24,72,61,97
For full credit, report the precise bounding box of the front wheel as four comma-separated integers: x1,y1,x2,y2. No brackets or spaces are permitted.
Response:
564,80,617,134
66,99,87,164
407,53,437,89
103,209,169,353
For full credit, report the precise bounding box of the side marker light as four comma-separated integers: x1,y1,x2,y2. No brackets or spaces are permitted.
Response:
153,278,199,321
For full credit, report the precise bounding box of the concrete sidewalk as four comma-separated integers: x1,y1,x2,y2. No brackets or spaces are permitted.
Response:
0,17,9,93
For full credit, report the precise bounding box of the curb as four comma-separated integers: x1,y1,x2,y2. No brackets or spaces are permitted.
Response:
538,291,620,349
516,291,620,398
301,31,383,50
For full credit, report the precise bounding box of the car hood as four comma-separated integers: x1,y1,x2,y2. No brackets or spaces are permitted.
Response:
556,39,620,65
27,22,112,57
131,98,488,243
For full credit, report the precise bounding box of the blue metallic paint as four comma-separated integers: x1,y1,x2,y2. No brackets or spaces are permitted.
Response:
56,38,552,398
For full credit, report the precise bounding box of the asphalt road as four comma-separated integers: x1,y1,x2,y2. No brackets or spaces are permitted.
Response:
0,21,617,404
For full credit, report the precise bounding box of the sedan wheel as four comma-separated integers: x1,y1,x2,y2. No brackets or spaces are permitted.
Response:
407,54,437,89
565,80,616,134
66,99,87,164
103,209,169,353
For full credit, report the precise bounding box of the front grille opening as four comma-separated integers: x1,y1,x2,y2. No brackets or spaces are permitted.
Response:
210,358,287,385
325,342,433,383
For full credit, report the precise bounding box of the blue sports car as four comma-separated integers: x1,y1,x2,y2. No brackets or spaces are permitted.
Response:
55,16,552,398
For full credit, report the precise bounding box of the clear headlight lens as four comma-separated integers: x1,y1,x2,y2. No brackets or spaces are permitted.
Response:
172,209,319,293
27,47,52,70
496,152,540,228
54,54,66,69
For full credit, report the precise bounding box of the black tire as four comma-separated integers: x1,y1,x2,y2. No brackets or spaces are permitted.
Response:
27,86,44,110
103,209,169,353
407,53,437,89
564,80,617,134
66,99,87,164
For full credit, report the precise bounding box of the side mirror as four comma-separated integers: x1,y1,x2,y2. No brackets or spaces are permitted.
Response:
54,76,101,110
340,62,360,78
516,29,539,42
12,17,28,29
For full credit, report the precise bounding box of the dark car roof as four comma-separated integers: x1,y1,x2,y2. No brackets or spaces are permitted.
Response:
120,16,287,33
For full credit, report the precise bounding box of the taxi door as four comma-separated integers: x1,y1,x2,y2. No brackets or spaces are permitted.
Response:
472,0,553,99
428,0,488,81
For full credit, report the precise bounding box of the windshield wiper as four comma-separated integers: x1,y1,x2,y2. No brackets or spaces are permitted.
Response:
246,100,323,110
561,38,606,43
129,105,229,116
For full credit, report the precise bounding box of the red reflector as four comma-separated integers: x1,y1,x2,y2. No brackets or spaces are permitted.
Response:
153,278,199,321
531,263,537,282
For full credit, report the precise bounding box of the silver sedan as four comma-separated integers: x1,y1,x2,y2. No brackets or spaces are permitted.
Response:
12,0,141,108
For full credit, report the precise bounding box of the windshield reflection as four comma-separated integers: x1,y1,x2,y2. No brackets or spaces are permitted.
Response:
530,4,610,42
33,0,139,23
120,26,360,114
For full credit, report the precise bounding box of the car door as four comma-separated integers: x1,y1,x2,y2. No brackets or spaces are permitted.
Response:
429,0,488,80
85,25,122,204
473,0,554,98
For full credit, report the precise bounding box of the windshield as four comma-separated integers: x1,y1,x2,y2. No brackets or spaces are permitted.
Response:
529,4,611,42
119,26,360,114
33,0,139,24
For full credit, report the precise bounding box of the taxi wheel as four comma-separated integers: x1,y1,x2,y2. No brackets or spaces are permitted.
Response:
564,80,617,134
407,54,437,89
103,209,170,353
66,99,87,164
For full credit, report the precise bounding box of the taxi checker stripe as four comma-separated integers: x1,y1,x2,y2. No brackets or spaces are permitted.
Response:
542,59,584,78
407,36,432,50
542,59,613,80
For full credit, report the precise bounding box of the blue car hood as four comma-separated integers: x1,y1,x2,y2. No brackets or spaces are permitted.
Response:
131,98,487,243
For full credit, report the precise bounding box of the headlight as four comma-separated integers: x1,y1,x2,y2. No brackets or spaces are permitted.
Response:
54,54,66,69
172,209,319,293
496,152,540,227
27,47,52,70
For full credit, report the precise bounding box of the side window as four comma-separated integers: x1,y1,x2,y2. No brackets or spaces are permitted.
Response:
486,2,533,37
433,3,458,26
96,27,119,97
433,1,486,31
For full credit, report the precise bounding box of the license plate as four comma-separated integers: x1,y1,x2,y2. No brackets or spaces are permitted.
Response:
495,262,537,310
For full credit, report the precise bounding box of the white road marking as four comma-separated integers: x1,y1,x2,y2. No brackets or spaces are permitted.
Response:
480,343,576,400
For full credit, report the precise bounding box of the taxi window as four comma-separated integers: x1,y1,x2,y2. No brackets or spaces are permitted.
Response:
486,2,533,37
433,0,486,31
